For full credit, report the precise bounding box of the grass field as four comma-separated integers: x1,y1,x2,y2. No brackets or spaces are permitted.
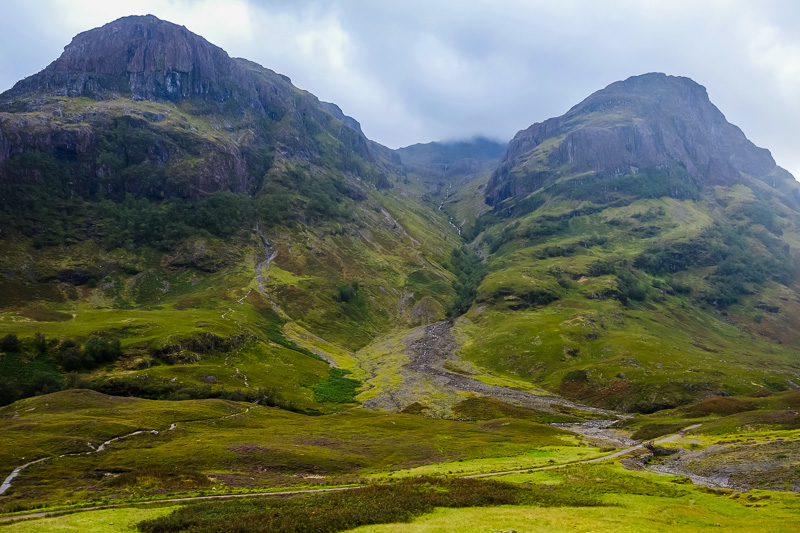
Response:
13,463,799,532
0,390,580,512
2,505,180,532
4,390,800,530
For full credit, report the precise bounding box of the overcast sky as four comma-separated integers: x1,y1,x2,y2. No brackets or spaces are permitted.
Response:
1,0,798,177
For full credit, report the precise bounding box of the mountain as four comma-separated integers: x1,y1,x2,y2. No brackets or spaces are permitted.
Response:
1,16,799,417
454,73,800,411
396,137,507,235
0,14,388,201
0,15,460,410
3,19,800,524
486,73,792,207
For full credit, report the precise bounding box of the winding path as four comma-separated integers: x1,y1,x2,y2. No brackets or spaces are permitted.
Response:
0,423,702,524
464,424,702,479
0,407,252,497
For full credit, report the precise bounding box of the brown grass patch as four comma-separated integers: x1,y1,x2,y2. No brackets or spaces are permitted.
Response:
683,396,756,417
301,438,342,449
17,306,73,322
229,443,267,454
173,296,204,310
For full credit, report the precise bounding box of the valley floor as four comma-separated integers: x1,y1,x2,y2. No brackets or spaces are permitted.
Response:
2,390,800,531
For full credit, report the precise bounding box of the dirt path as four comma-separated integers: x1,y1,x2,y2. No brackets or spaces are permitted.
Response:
0,486,362,524
220,288,251,386
219,219,279,385
0,407,252,497
465,424,702,479
0,424,703,525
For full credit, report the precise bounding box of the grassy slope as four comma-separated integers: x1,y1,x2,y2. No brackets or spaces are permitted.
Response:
0,144,463,410
455,189,800,411
2,505,181,533
353,479,800,532
19,463,800,532
14,468,800,532
441,170,493,232
0,390,577,511
5,390,800,529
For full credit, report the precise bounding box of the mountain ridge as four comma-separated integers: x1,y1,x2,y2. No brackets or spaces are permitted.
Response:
486,72,788,207
6,14,276,103
0,14,387,201
1,17,799,416
3,16,800,527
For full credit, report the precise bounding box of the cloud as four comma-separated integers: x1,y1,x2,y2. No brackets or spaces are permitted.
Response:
0,0,798,177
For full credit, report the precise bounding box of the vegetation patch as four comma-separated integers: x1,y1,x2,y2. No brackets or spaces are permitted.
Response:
16,307,74,322
136,477,603,533
89,377,298,410
631,423,689,441
259,307,323,361
635,222,794,307
447,245,486,316
453,396,581,423
313,368,361,404
680,396,757,418
106,467,211,491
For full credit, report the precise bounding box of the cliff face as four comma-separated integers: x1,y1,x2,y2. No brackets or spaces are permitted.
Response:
0,15,381,198
486,73,778,206
8,15,252,102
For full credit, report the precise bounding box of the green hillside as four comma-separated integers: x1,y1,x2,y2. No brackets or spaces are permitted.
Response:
455,74,800,411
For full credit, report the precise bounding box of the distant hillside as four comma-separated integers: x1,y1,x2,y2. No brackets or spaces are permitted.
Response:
396,137,508,173
396,137,507,236
454,73,800,411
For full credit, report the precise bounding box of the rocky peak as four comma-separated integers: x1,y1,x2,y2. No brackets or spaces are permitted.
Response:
5,15,238,101
0,15,383,197
486,73,778,206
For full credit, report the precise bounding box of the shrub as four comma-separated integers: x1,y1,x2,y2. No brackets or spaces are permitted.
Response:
562,369,589,383
0,334,21,352
447,245,486,316
314,368,361,403
137,477,602,533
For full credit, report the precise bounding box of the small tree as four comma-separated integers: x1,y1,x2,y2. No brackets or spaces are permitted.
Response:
34,332,48,355
0,333,21,352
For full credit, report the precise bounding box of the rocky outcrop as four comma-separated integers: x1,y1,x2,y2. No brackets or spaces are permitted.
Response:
0,15,382,197
7,15,260,104
486,73,779,205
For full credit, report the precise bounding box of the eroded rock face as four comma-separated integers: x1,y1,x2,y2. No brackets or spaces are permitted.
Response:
0,15,380,197
8,15,241,102
486,73,778,205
